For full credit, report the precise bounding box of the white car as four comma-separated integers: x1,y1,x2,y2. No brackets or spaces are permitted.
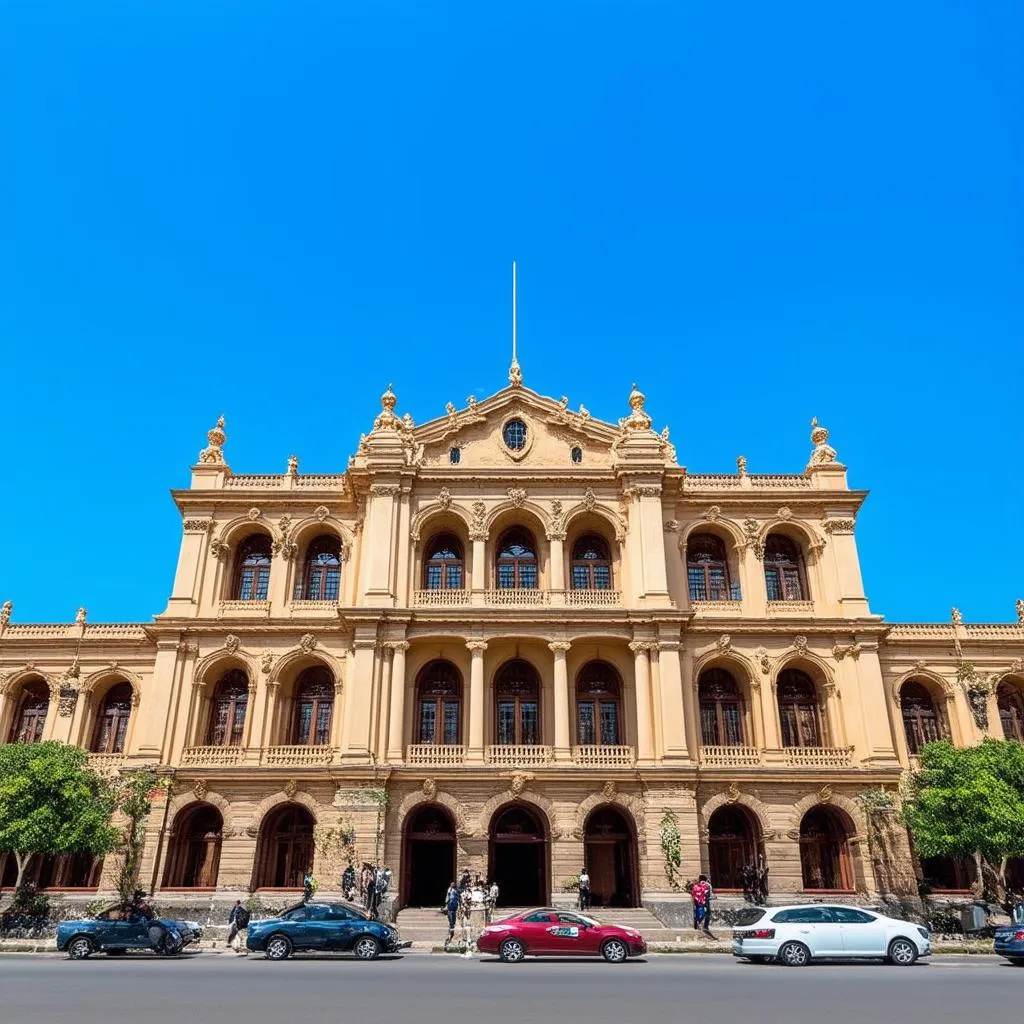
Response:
732,904,931,966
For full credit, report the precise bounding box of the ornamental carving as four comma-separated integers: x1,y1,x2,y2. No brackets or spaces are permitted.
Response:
736,456,747,476
422,778,437,799
509,771,533,797
260,651,274,674
278,515,292,536
664,520,679,532
726,782,740,803
583,487,598,511
754,647,771,675
283,779,299,799
437,487,452,511
371,485,400,497
507,487,527,508
209,538,229,560
716,635,732,653
0,600,12,633
632,485,662,498
601,780,616,800
807,417,839,467
705,505,721,522
176,640,199,656
915,659,928,671
818,785,833,804
314,505,330,522
471,500,487,531
619,383,652,432
198,415,227,465
245,824,259,838
793,635,808,655
1012,658,1024,674
58,685,78,717
247,507,262,522
224,635,241,654
280,540,297,561
193,779,208,800
183,519,213,534
777,506,793,521
742,518,764,559
832,643,862,661
822,518,856,535
299,634,318,655
1017,599,1024,625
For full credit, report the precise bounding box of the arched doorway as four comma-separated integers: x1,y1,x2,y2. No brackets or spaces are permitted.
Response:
583,806,638,907
799,806,854,891
253,804,315,889
707,805,761,890
488,804,547,907
163,804,224,888
403,805,457,907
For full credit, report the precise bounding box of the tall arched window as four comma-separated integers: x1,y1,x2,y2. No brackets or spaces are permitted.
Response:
496,527,538,589
494,659,541,745
233,534,272,601
91,682,133,753
763,534,807,601
998,683,1024,743
416,660,462,745
687,533,732,601
777,668,823,748
423,533,464,591
8,680,49,743
206,670,249,747
571,535,612,590
900,681,947,754
575,661,622,746
296,535,341,601
698,668,745,746
292,666,334,745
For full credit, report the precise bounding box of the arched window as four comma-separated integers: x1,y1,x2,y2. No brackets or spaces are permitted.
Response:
777,668,823,748
496,527,538,590
91,682,133,754
763,534,807,601
900,681,947,754
206,670,249,747
998,683,1024,743
687,533,732,601
698,668,745,746
575,661,622,746
8,680,49,743
416,660,462,745
494,659,541,745
571,534,612,591
296,535,341,601
292,666,334,746
233,534,272,601
423,533,464,591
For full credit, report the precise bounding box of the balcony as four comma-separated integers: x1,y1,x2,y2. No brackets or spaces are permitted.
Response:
289,599,341,617
181,745,247,767
86,752,127,774
782,746,854,768
691,600,743,615
565,590,621,608
261,745,337,766
766,600,814,617
217,599,272,619
700,744,763,767
486,744,554,766
413,589,470,607
406,744,467,766
571,745,636,767
483,589,550,607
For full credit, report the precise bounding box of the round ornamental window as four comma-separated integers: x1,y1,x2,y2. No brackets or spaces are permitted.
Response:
503,419,528,451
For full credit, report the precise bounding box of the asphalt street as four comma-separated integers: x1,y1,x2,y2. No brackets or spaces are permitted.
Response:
1,953,1019,1024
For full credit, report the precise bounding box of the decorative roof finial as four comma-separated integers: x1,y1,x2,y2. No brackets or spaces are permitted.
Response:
287,454,299,476
0,599,11,635
508,260,523,387
737,455,748,477
951,607,963,627
75,607,87,626
198,415,227,465
807,416,838,468
1016,598,1023,625
619,383,653,432
373,384,401,431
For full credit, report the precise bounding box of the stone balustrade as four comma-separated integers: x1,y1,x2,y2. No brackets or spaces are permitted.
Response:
181,745,247,766
260,745,337,766
766,600,815,616
405,744,467,766
691,600,743,615
224,474,284,488
781,746,854,768
565,590,621,607
412,589,470,607
485,744,554,766
571,744,636,767
86,752,127,773
699,744,763,766
217,599,272,618
482,589,550,607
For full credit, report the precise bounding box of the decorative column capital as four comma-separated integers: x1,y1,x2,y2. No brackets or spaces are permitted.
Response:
658,640,682,653
547,641,572,654
385,640,411,653
466,640,489,653
628,640,655,655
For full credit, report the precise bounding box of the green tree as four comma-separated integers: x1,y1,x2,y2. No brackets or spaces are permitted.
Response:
0,742,119,890
109,769,169,903
902,739,1024,897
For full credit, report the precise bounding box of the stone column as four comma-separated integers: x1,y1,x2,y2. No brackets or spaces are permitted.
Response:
549,536,565,592
630,641,655,764
342,638,378,762
386,641,410,762
466,640,488,763
548,642,572,760
362,483,399,605
851,642,899,764
471,534,487,606
656,639,691,762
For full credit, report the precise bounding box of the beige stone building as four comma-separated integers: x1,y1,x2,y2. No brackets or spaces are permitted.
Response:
2,367,1023,907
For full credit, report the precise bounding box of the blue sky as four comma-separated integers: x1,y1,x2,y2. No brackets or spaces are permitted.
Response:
0,1,1020,624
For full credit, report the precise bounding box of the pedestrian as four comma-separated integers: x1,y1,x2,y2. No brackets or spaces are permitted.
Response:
302,868,315,904
485,879,499,924
360,862,375,910
699,874,716,936
226,900,250,954
443,881,460,951
458,869,471,892
690,875,710,931
740,862,756,904
341,861,356,902
578,867,591,911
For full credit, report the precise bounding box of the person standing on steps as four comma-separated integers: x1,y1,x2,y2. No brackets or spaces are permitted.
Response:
443,881,460,951
226,900,250,954
699,874,716,937
690,875,710,932
578,867,592,911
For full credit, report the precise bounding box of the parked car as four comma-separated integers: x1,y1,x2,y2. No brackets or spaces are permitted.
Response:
246,901,407,961
732,904,930,966
56,903,203,960
477,908,647,963
994,904,1024,965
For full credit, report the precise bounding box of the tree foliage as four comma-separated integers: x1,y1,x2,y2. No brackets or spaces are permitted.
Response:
109,769,169,903
0,742,119,889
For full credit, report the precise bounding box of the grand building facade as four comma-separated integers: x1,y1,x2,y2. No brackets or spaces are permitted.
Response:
2,369,1023,907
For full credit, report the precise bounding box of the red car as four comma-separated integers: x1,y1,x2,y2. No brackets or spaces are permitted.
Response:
477,908,647,963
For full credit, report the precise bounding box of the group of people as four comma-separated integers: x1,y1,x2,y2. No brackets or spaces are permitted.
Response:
739,857,770,906
443,872,499,951
339,861,392,919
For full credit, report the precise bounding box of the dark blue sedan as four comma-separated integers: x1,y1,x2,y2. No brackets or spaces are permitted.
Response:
994,914,1024,965
56,904,202,959
246,902,406,961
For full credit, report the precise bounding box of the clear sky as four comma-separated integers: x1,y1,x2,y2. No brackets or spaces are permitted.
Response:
0,2,1020,625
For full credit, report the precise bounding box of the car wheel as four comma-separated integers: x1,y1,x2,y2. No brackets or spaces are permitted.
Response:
353,936,380,961
499,938,526,963
264,935,293,961
68,936,94,960
887,938,918,966
601,939,629,963
778,941,811,967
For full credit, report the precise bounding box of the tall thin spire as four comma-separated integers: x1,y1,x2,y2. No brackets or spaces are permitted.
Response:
509,260,522,387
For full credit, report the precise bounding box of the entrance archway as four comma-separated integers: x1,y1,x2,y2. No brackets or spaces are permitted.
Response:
488,804,547,907
163,804,223,888
253,803,315,889
403,805,457,907
799,805,854,891
707,805,761,890
583,806,638,907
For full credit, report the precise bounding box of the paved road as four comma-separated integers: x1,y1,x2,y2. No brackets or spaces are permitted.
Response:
1,952,1020,1024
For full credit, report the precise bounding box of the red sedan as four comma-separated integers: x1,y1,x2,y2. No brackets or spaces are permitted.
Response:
477,908,647,963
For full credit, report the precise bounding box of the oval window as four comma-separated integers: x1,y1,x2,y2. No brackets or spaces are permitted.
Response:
503,419,528,451
449,447,461,465
571,446,583,464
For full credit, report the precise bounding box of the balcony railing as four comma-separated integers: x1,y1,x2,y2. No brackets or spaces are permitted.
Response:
413,589,470,607
571,745,636,767
782,746,854,768
261,745,337,766
766,600,815,616
565,590,621,607
289,600,341,615
691,600,743,614
406,744,467,766
217,599,272,618
486,744,554,766
181,745,247,766
700,744,763,766
483,589,550,607
86,752,127,773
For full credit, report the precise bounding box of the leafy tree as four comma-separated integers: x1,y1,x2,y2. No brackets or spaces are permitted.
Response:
0,742,119,891
109,769,169,903
902,739,1024,898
